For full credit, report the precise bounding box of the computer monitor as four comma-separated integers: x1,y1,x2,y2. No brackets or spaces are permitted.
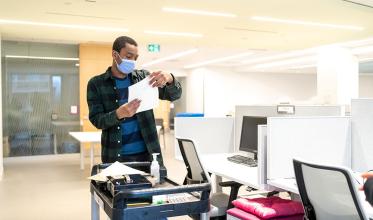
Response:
239,116,267,160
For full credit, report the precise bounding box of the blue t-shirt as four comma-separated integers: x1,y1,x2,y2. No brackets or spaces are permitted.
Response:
114,75,146,155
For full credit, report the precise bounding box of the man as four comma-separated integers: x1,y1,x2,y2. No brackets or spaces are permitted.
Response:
362,172,373,206
87,36,182,168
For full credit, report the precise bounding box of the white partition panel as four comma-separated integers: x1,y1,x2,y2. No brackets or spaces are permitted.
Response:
0,34,3,180
267,116,351,180
235,105,345,152
257,125,267,187
351,99,373,172
174,117,234,160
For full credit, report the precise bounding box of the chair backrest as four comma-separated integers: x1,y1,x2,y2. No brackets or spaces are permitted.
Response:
176,138,211,184
293,159,368,220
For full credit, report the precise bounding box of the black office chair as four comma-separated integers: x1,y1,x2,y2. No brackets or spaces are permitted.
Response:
177,138,242,220
293,159,370,220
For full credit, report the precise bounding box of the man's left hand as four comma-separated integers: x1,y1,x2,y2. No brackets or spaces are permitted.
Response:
149,71,173,88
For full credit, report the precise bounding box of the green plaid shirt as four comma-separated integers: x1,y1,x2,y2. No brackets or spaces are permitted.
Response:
87,67,182,164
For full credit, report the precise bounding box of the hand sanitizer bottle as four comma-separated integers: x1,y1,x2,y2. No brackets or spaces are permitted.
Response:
151,153,160,184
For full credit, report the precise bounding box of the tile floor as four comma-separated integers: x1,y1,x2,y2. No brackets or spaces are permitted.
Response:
0,131,193,220
0,131,264,220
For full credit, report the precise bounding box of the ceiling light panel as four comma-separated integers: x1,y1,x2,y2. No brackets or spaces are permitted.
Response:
251,16,364,31
5,55,79,61
144,30,203,38
0,19,129,32
162,7,237,17
252,56,317,69
184,52,255,69
352,45,373,54
141,49,199,67
241,48,318,65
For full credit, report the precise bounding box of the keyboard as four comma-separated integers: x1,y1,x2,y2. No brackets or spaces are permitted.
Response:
227,155,257,167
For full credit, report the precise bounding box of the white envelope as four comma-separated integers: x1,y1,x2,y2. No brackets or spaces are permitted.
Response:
128,77,159,113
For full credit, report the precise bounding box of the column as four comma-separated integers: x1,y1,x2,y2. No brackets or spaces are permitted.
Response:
317,46,359,105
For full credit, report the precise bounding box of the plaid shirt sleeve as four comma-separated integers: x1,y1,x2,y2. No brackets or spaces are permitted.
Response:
87,75,122,130
159,73,182,101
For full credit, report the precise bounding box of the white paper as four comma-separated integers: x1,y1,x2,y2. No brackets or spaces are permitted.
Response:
128,77,159,113
88,161,145,182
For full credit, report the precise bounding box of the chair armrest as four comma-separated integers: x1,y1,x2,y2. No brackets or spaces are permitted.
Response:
218,181,243,209
219,181,242,188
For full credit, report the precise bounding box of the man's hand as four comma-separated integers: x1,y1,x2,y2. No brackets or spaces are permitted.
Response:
116,99,141,119
359,172,373,190
149,71,173,88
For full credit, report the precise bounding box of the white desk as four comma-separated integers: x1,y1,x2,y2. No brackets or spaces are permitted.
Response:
51,121,80,154
267,178,298,194
69,131,101,170
201,153,260,191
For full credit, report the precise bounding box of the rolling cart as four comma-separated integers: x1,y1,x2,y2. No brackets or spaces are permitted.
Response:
90,162,211,220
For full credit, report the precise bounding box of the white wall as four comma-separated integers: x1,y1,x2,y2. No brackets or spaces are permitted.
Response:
186,68,373,116
360,75,373,98
187,68,317,116
0,33,3,180
186,68,205,113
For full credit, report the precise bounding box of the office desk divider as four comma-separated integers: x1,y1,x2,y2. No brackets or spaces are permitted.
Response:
174,117,234,160
351,99,373,172
267,116,352,181
234,105,345,153
257,125,268,188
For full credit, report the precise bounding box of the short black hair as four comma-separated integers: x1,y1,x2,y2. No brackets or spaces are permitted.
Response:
112,36,138,53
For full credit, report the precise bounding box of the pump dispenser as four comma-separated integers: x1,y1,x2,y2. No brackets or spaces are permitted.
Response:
151,153,160,184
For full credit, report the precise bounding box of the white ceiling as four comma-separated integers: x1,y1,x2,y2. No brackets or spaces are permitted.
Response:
1,0,373,73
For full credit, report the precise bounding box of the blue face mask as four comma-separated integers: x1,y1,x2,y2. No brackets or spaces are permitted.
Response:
115,53,135,74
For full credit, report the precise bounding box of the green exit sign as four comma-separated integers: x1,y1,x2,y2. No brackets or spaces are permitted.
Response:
147,44,160,52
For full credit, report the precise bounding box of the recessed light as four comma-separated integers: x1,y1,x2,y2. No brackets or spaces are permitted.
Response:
144,30,203,38
251,16,364,31
0,19,129,32
252,56,317,69
184,52,254,69
241,48,318,64
5,55,79,61
352,45,373,54
289,64,316,69
142,49,198,67
162,7,236,18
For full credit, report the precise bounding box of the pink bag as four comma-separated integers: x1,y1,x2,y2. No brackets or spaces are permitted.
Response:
231,197,304,219
227,208,304,220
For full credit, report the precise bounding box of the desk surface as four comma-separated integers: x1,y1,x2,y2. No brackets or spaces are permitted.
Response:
267,178,298,194
69,131,101,143
201,153,259,189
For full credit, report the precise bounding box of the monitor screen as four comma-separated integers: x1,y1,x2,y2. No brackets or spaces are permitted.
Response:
239,116,267,154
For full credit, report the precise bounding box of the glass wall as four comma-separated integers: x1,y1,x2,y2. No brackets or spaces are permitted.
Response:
1,41,80,157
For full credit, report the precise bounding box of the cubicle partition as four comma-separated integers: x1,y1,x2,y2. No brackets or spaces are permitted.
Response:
351,99,373,172
267,116,351,180
174,117,234,160
234,105,345,152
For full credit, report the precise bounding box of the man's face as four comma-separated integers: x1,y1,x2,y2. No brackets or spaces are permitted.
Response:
113,43,139,64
